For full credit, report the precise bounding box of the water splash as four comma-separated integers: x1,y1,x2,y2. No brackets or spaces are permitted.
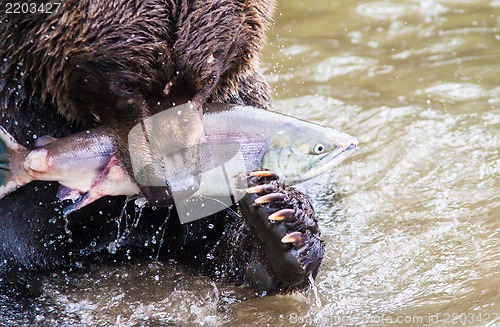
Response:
308,273,322,308
108,197,146,254
154,206,171,261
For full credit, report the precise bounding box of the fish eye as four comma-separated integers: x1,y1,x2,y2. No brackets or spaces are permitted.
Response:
313,143,325,154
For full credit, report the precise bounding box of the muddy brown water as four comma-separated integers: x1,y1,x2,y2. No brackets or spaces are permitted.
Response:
1,0,499,326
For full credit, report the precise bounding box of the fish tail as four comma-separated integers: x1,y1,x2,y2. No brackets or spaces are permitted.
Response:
0,126,30,199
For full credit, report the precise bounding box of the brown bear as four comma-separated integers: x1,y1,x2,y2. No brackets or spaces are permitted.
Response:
0,0,323,297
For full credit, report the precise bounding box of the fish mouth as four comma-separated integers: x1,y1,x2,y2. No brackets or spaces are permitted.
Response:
286,143,358,184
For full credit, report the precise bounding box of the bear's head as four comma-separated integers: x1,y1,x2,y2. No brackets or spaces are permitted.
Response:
1,0,275,192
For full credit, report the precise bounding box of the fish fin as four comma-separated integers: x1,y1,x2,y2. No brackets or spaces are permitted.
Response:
57,185,82,201
0,126,29,199
62,191,100,216
35,135,57,147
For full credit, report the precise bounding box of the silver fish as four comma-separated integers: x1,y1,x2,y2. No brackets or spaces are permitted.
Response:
0,127,139,214
0,104,357,216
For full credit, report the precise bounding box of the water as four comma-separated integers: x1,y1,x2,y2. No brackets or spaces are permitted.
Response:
2,0,499,325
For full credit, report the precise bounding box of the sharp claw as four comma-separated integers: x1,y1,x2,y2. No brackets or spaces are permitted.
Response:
254,192,285,204
268,208,295,221
249,170,277,178
245,184,275,194
281,232,303,244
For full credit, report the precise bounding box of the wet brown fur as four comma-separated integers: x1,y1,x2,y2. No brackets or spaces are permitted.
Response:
0,0,324,295
0,0,274,163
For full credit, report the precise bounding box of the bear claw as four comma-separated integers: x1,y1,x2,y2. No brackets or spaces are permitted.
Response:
254,192,286,204
245,184,275,194
281,232,304,245
249,170,277,178
268,208,295,221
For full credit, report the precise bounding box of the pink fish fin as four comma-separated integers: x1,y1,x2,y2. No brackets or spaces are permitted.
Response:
61,154,137,216
60,161,123,216
62,191,101,216
57,185,82,201
34,135,58,147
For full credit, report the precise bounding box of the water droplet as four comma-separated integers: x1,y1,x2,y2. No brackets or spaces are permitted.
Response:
135,197,148,208
108,241,117,254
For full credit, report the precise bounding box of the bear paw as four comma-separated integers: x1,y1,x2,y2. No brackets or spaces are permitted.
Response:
238,171,325,291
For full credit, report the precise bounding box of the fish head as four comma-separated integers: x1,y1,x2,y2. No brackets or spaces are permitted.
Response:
262,122,358,184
